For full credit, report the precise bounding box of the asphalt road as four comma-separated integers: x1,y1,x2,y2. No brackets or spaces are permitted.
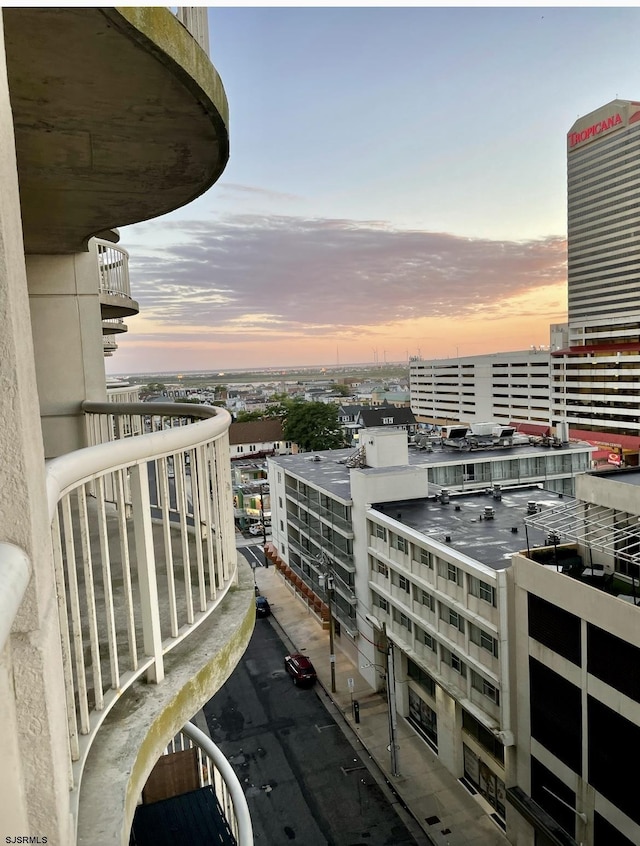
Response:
203,620,420,846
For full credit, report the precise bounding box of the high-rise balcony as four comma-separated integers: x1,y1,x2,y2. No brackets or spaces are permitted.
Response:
3,7,229,255
97,240,139,319
39,402,254,843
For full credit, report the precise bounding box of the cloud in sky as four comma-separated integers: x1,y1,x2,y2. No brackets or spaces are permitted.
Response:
111,212,567,373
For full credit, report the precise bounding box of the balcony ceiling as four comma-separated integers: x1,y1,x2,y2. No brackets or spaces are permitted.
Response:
3,7,229,254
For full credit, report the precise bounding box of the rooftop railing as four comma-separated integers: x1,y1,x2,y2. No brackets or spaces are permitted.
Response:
45,401,238,833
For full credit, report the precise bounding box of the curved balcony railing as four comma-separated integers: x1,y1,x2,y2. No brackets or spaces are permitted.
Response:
149,722,253,846
45,401,238,830
96,239,131,299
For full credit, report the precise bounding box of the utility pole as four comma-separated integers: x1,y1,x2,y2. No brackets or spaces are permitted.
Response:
327,569,336,693
259,482,268,552
382,622,400,777
319,551,337,693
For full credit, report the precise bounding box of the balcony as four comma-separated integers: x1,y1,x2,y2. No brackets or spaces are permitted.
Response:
3,7,229,254
97,240,139,319
42,401,254,843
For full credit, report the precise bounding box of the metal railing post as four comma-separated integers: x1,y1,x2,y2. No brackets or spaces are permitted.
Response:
129,463,164,683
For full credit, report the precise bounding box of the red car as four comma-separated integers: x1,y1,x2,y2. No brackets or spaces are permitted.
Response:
284,653,317,686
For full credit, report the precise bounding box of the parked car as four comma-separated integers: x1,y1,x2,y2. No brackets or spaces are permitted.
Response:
255,596,271,618
284,653,317,686
249,524,264,536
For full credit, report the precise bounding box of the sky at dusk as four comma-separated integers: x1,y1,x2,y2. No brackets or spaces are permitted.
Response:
110,4,640,375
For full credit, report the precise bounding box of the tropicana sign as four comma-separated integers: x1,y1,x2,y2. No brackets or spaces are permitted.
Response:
568,113,623,148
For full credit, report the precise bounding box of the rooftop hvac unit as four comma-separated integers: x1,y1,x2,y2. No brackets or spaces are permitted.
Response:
484,506,495,520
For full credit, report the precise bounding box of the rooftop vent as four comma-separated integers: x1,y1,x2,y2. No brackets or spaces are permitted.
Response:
511,526,518,533
440,490,450,505
445,534,452,543
527,501,538,515
455,505,461,512
484,506,495,520
493,484,502,501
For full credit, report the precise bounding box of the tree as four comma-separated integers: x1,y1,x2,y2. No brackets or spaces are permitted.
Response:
332,383,351,397
235,410,265,423
283,401,345,452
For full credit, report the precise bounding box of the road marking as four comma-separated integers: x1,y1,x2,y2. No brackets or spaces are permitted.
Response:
315,724,339,732
244,546,264,568
341,765,366,775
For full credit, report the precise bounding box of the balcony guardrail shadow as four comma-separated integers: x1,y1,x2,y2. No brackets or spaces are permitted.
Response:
45,401,241,837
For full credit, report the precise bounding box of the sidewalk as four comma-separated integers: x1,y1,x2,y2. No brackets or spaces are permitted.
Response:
254,564,510,846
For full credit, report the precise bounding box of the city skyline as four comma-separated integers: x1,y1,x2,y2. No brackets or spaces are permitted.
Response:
111,6,640,375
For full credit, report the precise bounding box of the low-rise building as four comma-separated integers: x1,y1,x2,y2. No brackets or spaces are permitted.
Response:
267,429,593,833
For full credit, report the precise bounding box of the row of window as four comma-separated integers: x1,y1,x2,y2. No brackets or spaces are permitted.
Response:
382,604,501,707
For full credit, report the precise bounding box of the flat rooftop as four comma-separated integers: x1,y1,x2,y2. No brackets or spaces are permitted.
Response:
374,487,567,570
269,437,592,501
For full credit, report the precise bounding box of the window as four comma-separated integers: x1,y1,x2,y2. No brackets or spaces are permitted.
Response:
442,647,466,676
280,520,284,531
373,593,389,612
422,630,437,651
393,609,412,632
472,671,500,704
439,561,462,585
419,548,433,568
470,624,499,658
407,658,436,696
469,575,496,606
375,524,387,540
398,575,410,593
279,496,283,508
397,536,407,553
418,589,435,611
440,604,465,633
377,561,389,578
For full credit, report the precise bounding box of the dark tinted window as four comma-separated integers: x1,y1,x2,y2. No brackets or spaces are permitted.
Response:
589,696,640,825
528,594,581,665
587,623,640,703
531,756,576,840
530,658,581,774
594,811,636,846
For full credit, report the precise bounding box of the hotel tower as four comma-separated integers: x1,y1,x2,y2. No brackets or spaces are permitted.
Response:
552,99,640,445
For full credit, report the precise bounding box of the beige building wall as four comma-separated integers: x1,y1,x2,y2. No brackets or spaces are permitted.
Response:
27,243,108,458
0,18,72,843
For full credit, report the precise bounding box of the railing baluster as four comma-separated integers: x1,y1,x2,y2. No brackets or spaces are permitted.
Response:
95,477,120,689
115,467,138,671
129,463,164,683
158,456,178,637
61,496,91,734
175,450,195,624
77,485,104,711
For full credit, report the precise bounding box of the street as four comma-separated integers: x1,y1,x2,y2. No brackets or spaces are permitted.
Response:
202,619,420,846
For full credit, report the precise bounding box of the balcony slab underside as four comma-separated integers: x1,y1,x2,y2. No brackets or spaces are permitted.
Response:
3,6,229,254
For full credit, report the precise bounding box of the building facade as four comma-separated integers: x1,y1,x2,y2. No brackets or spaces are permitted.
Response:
507,468,640,846
267,429,592,833
410,351,552,429
552,100,640,442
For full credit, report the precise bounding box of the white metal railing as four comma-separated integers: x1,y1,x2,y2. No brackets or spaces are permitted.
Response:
96,238,131,299
45,401,237,826
162,722,253,846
